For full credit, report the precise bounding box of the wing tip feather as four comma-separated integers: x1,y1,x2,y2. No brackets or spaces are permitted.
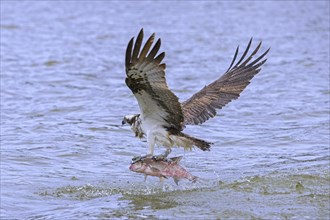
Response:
182,38,269,126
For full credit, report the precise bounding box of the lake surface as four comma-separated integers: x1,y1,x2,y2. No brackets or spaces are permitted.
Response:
1,1,329,219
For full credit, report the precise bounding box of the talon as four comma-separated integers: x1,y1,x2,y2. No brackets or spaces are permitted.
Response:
150,149,172,161
131,156,142,163
132,154,152,163
163,148,172,158
132,156,140,161
152,155,165,161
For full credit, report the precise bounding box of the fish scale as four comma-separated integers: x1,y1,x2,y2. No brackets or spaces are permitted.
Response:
129,156,198,185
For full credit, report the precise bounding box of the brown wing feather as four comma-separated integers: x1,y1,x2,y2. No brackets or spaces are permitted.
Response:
125,29,184,131
182,39,270,125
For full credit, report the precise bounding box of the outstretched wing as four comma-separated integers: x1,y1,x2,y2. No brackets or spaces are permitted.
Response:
125,29,184,131
182,39,270,125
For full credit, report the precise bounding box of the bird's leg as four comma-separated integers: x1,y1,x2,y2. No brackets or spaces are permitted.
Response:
153,148,172,161
132,133,155,162
147,136,155,156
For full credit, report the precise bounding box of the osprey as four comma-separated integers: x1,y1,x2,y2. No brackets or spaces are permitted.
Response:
123,29,269,160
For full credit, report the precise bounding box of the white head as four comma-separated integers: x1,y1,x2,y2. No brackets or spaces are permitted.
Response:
122,114,140,126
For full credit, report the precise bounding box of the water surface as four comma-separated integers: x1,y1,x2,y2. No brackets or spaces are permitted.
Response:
1,1,329,219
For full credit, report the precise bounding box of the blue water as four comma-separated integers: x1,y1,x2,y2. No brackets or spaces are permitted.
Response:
1,1,329,219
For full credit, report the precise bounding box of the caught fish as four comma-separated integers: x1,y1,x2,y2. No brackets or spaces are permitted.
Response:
129,156,198,185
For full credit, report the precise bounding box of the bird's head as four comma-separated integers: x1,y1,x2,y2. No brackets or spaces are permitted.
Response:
122,114,140,126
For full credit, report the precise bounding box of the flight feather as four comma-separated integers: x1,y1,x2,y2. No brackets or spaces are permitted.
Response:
125,29,184,131
182,38,270,125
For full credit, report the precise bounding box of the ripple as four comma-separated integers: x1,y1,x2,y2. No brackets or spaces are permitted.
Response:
1,1,329,219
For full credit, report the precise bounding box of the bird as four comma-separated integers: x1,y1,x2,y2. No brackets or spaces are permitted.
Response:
122,28,269,161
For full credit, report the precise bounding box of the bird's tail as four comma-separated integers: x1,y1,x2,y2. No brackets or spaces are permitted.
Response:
177,132,212,151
